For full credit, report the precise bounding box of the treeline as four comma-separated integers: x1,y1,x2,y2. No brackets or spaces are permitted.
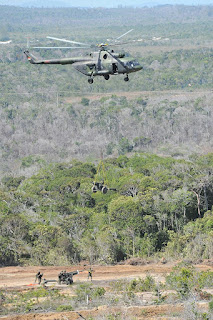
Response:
0,5,212,28
0,152,212,266
0,4,213,44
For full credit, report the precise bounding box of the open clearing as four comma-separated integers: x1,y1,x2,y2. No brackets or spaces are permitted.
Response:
0,260,212,320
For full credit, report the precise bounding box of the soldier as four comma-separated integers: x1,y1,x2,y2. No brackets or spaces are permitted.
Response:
87,268,93,281
35,271,41,283
38,272,43,284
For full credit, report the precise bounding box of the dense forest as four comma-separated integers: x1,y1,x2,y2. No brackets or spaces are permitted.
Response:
0,5,213,267
0,152,213,266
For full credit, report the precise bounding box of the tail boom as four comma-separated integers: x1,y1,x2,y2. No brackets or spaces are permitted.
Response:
24,50,89,65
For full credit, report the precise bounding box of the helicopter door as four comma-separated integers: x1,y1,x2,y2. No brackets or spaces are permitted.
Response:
112,63,118,74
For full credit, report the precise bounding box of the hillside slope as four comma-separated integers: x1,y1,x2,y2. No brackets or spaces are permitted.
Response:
1,90,213,178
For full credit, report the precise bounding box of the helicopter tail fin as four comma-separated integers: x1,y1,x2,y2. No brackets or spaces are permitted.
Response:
24,50,39,64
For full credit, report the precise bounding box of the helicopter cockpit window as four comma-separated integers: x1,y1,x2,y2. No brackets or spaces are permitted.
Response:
126,60,140,68
103,54,108,59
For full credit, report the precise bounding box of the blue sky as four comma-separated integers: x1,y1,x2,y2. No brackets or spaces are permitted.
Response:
0,0,213,6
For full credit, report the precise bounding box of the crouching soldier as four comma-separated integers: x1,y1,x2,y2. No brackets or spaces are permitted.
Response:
35,271,43,284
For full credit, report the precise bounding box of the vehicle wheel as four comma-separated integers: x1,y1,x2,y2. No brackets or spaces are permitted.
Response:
88,78,93,84
101,186,108,194
104,75,110,80
92,186,98,193
66,278,73,285
124,76,129,82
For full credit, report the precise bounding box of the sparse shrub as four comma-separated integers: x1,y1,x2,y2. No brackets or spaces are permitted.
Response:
128,275,155,292
75,283,105,302
67,104,77,116
181,300,213,320
110,275,156,297
25,300,34,312
166,263,196,299
56,305,73,311
107,313,122,320
197,270,213,288
92,287,106,298
166,263,213,300
81,97,90,106
110,279,128,292
137,98,147,107
23,287,49,300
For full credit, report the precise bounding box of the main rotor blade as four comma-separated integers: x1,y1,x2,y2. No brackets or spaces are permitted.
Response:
32,46,89,49
116,29,134,40
106,39,142,47
108,41,131,46
47,36,90,46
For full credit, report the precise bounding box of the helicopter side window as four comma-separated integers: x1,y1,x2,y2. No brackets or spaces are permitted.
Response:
89,64,96,70
112,63,118,73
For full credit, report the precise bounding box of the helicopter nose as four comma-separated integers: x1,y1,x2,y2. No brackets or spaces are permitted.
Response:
137,64,143,71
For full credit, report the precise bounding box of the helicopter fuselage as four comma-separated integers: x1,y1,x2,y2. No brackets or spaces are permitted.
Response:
73,50,142,77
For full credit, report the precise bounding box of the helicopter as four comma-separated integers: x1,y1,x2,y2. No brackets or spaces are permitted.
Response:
24,29,143,84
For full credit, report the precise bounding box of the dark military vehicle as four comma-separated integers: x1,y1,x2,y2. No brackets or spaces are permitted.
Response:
58,270,81,285
92,181,117,194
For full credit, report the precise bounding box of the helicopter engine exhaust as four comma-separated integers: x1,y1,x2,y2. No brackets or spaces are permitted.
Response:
113,53,125,58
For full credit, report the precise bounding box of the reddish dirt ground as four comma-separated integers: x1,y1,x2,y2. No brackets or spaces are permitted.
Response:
0,261,212,288
0,260,212,320
0,263,174,288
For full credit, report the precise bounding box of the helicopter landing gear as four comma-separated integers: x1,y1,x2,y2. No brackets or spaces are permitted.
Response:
88,77,94,84
124,75,129,82
104,74,110,80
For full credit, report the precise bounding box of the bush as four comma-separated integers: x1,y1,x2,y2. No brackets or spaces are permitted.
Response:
75,283,105,302
56,305,73,311
92,287,106,298
81,98,90,106
128,275,156,292
198,270,213,288
166,263,196,298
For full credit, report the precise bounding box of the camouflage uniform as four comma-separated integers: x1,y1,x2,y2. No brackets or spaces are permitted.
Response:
88,268,93,281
